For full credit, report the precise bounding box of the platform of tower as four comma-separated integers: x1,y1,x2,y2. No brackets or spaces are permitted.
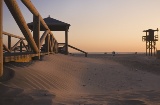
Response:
142,28,158,56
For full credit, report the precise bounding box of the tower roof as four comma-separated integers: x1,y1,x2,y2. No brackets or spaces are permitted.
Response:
28,15,70,31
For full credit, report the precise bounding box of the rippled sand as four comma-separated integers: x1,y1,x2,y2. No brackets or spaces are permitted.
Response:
1,54,160,105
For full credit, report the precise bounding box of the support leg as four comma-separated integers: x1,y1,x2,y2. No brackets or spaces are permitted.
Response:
0,0,3,77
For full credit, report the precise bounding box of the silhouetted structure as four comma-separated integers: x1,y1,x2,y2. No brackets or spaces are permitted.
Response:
0,0,59,77
28,16,87,56
142,28,158,56
28,16,70,55
0,0,87,77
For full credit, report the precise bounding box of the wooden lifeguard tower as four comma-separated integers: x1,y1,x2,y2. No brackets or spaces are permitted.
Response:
142,28,158,56
28,15,70,55
28,16,87,56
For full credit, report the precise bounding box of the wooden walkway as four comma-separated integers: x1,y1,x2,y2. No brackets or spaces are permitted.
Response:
0,0,87,77
0,0,59,76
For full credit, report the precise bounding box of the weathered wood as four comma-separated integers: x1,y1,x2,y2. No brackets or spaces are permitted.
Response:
0,0,3,76
3,31,25,39
45,34,50,54
22,40,28,51
65,29,68,55
50,36,54,52
21,0,57,40
33,15,40,59
146,32,147,56
53,40,56,52
3,44,11,52
4,0,38,53
143,29,158,56
68,45,87,54
49,37,52,52
11,39,23,51
40,30,49,47
21,0,49,30
33,15,40,50
8,36,11,50
20,41,23,52
55,42,58,53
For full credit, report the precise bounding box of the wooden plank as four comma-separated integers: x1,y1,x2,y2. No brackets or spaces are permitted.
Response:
33,15,40,59
21,0,49,30
45,34,50,54
0,0,3,76
68,45,88,57
33,15,40,50
3,31,25,39
21,40,28,51
65,29,68,55
3,44,11,52
20,41,23,52
4,0,38,53
11,39,23,51
21,0,57,42
8,36,11,50
40,30,49,47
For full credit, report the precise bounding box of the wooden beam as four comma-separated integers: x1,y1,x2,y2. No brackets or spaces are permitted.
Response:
146,32,147,56
21,0,49,30
68,45,87,54
8,36,11,50
65,29,68,55
11,39,23,51
40,30,49,47
21,0,57,40
20,41,23,52
3,31,25,39
3,44,11,52
33,15,40,59
50,36,54,52
4,0,38,53
45,34,50,54
0,0,3,77
33,15,40,50
21,40,28,51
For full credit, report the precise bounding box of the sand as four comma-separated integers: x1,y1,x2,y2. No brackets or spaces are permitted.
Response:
0,54,160,104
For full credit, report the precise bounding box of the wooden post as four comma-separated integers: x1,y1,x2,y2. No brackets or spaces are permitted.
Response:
8,36,11,50
49,36,52,53
33,15,40,59
53,39,56,52
4,0,38,53
151,41,152,56
20,41,22,52
45,34,50,54
27,42,31,51
50,36,53,53
65,28,68,55
0,0,3,76
146,32,147,56
55,41,58,53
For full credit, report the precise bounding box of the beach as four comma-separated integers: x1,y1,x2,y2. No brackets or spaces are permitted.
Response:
0,54,160,105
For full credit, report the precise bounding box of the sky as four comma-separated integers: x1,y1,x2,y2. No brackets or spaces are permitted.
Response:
3,0,160,53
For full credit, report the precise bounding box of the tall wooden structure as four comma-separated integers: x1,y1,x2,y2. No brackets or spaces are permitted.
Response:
0,0,88,77
142,28,158,56
0,0,59,77
0,0,3,76
28,16,70,55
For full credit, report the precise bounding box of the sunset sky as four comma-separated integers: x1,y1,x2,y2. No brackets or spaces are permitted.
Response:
3,0,160,53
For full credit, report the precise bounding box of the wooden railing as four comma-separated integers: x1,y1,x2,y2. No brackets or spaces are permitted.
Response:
0,0,59,76
58,43,88,57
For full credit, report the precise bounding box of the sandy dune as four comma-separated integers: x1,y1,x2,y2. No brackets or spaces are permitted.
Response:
1,54,160,104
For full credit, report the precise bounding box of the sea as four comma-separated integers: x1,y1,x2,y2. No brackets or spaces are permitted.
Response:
71,52,146,55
